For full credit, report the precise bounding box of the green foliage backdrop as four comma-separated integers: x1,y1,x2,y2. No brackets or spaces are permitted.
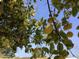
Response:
0,0,79,59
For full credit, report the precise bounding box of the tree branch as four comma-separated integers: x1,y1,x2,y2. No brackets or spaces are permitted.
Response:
46,0,77,58
47,0,61,41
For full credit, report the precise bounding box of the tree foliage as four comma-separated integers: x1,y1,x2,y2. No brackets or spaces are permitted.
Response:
0,0,79,59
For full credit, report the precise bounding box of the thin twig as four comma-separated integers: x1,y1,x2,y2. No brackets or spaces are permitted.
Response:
69,50,77,58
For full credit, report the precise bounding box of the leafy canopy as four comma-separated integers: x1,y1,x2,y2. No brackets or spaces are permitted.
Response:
0,0,79,59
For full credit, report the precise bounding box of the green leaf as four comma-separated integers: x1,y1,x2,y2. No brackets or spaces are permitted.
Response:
62,39,74,49
64,4,70,9
54,55,65,59
34,0,36,2
11,44,17,53
57,42,63,51
51,50,59,54
34,35,43,40
48,17,55,23
72,7,78,16
59,50,69,57
62,17,68,26
51,33,59,44
60,30,68,39
67,31,73,38
56,23,61,29
28,45,32,48
50,43,54,53
78,32,79,37
76,26,79,30
63,23,72,30
44,24,53,34
54,56,59,59
42,47,49,53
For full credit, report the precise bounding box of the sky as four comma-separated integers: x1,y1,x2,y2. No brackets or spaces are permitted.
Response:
15,0,79,58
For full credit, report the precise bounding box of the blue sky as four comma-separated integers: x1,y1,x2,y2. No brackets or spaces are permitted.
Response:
15,0,79,58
